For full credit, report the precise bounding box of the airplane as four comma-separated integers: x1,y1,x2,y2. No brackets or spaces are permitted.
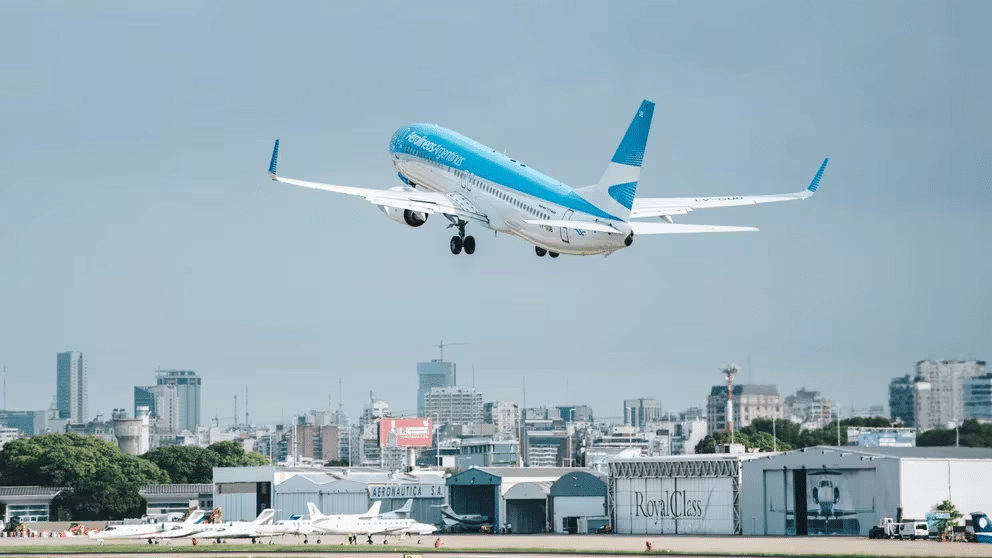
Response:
145,508,275,543
89,510,207,540
379,499,414,519
204,508,278,544
435,504,492,531
309,501,436,543
255,513,324,544
267,99,827,258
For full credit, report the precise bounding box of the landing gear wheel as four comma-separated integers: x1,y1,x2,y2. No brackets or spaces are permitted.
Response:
535,246,547,257
549,251,559,258
463,236,476,255
450,236,463,255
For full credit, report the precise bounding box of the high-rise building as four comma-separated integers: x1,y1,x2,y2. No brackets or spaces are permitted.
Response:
484,400,519,436
784,388,836,429
624,398,663,427
417,360,456,417
914,360,985,430
155,370,201,432
889,375,917,426
424,386,483,426
890,360,986,430
964,374,992,421
56,351,88,424
706,384,782,433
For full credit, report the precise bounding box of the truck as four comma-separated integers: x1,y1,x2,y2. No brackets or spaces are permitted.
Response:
868,517,899,539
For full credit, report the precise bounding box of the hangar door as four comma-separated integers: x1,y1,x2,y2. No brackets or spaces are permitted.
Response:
505,482,550,534
772,468,878,536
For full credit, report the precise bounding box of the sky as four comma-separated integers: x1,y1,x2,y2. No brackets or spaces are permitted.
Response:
1,1,989,427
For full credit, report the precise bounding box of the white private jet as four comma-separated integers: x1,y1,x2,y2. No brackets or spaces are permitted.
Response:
268,99,827,258
89,510,207,541
205,508,278,544
146,508,275,543
309,501,436,543
255,511,324,544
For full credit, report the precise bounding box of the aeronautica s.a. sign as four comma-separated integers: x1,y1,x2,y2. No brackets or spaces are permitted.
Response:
367,484,445,500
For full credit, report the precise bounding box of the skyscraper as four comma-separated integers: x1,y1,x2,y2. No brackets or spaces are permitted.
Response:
56,352,88,424
417,360,455,417
154,370,201,432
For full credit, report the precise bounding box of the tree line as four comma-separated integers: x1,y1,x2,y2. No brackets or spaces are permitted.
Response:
0,433,268,521
695,416,992,454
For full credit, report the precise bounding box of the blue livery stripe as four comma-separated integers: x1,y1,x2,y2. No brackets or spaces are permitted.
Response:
808,158,828,192
269,140,280,175
611,100,655,167
608,182,637,210
396,124,622,221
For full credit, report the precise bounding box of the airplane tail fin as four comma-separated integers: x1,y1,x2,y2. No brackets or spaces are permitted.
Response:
577,99,655,222
306,502,326,521
365,501,382,517
254,508,277,525
185,510,207,524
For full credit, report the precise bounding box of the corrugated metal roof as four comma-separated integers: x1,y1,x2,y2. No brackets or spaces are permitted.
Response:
139,484,213,495
812,445,992,460
0,486,62,497
474,466,584,478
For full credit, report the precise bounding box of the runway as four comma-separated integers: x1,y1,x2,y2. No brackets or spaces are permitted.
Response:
1,533,989,557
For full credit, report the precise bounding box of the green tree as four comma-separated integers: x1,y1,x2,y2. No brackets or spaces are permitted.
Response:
207,441,268,467
935,499,963,539
0,433,168,520
918,420,992,447
142,445,219,484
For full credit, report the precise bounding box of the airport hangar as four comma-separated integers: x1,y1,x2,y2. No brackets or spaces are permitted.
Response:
210,466,446,525
607,446,992,537
446,467,608,534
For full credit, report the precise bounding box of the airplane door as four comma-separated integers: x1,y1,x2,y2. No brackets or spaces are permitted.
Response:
560,210,573,243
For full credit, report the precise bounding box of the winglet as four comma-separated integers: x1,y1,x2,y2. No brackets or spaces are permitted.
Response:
268,139,280,179
807,158,828,194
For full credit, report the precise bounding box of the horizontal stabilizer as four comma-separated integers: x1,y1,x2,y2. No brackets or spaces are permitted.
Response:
629,222,758,235
522,219,623,234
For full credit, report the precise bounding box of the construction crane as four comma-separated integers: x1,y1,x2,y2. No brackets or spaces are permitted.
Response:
433,340,466,361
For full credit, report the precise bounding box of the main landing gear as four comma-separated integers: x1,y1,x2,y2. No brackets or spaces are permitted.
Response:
448,219,475,255
535,246,558,258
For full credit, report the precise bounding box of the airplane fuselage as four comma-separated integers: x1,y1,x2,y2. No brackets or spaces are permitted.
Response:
388,124,631,256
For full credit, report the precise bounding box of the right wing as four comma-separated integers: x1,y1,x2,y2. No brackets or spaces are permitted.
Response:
630,158,828,219
267,140,488,226
629,222,757,234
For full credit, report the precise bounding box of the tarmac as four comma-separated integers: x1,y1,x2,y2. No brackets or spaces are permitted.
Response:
1,532,991,557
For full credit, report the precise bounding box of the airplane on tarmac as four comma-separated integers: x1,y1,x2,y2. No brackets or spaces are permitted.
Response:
308,501,436,543
436,504,492,532
145,508,275,543
379,499,414,519
267,99,828,258
254,509,326,544
204,508,279,544
89,510,207,540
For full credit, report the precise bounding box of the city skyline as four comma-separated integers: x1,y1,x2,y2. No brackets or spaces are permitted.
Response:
1,2,988,427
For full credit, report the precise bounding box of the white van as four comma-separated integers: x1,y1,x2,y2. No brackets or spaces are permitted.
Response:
899,521,929,540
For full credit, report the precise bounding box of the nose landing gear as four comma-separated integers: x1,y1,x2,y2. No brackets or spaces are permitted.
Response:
535,246,558,258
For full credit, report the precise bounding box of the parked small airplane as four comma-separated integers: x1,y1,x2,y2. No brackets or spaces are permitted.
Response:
971,512,992,543
255,512,324,544
145,508,275,542
205,508,278,544
89,510,207,540
436,504,492,531
309,501,436,542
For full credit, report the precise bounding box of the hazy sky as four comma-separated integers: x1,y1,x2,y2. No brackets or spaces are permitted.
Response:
1,1,989,426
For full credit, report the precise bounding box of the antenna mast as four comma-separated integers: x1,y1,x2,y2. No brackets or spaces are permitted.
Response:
234,394,238,427
722,364,738,444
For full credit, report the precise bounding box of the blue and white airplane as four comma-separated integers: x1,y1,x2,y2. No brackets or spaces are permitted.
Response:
267,100,827,258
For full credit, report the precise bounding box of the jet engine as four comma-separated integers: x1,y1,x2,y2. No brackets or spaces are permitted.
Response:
377,187,427,227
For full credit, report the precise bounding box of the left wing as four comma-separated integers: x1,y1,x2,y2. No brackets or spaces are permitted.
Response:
267,140,488,225
630,158,828,219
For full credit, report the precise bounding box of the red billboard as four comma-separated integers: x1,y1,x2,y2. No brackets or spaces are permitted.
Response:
379,417,433,448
